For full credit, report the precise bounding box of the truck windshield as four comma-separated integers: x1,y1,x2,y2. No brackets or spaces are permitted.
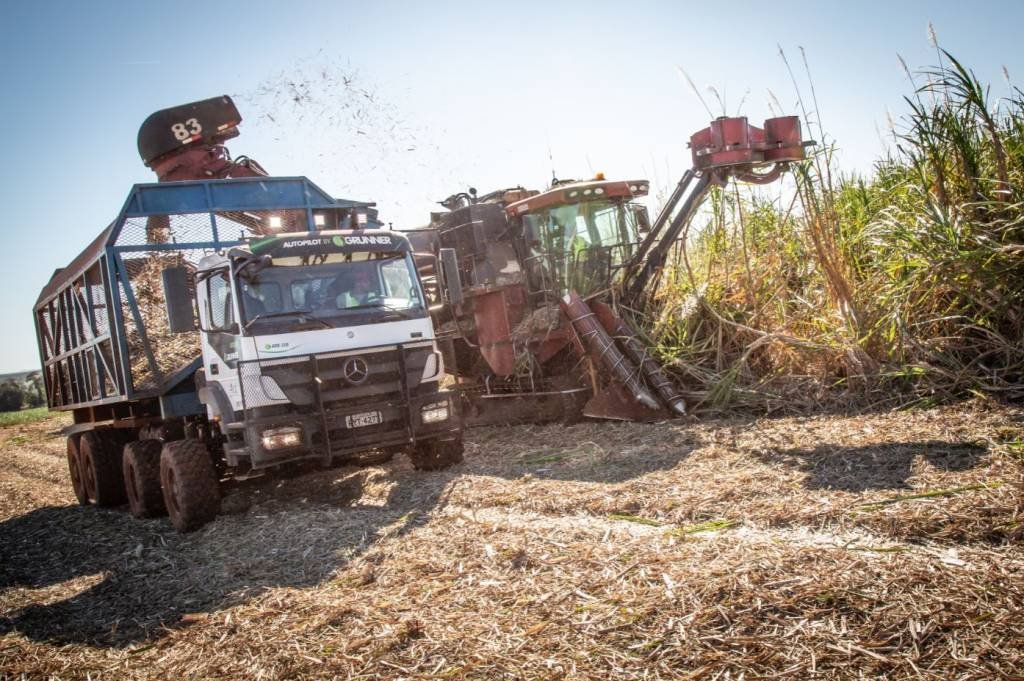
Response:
236,251,426,336
521,199,641,295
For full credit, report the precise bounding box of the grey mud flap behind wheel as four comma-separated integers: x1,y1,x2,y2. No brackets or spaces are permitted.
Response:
160,440,221,533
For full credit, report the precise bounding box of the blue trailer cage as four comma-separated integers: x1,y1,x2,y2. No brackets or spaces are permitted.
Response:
33,176,377,423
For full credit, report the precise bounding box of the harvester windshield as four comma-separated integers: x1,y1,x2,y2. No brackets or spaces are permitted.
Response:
522,198,643,296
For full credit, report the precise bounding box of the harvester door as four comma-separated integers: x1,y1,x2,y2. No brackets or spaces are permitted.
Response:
196,269,243,413
439,248,463,306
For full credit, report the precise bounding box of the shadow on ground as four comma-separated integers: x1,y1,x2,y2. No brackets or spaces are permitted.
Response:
0,422,697,648
752,440,988,491
0,460,452,647
468,419,700,483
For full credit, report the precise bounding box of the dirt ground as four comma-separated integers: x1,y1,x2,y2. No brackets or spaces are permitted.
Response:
1,402,1022,679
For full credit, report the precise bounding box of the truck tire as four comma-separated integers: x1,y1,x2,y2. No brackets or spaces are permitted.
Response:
408,435,464,471
123,439,166,518
80,431,128,506
160,440,221,533
66,435,89,505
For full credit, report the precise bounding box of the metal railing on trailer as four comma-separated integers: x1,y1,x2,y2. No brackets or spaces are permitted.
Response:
33,176,373,413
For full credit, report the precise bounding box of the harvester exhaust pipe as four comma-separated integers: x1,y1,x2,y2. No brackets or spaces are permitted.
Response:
592,302,686,415
560,292,660,411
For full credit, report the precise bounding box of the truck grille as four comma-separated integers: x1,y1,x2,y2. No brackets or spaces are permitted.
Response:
239,343,434,452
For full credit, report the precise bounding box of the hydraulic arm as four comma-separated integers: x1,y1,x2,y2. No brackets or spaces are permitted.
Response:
620,115,813,306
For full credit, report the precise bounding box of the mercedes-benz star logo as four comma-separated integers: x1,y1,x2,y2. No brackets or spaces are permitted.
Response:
342,357,369,385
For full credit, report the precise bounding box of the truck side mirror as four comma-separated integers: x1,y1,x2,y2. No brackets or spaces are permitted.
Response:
162,266,196,333
631,204,652,233
439,248,463,307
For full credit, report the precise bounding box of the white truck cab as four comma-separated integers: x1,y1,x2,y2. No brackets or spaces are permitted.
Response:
167,229,463,473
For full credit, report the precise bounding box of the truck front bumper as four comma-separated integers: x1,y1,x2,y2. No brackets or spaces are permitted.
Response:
231,389,460,469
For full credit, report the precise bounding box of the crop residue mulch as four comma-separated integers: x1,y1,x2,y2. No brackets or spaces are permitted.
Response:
1,401,1022,678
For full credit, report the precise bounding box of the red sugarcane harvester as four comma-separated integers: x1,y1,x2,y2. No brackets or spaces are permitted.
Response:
408,115,813,423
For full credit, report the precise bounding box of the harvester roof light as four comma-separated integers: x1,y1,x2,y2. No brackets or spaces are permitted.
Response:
593,187,605,195
568,190,579,198
639,184,649,192
630,185,638,192
583,189,593,196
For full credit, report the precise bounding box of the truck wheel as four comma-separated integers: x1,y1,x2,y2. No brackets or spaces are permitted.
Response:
408,435,464,471
66,435,89,505
80,431,128,506
160,440,221,533
123,439,166,518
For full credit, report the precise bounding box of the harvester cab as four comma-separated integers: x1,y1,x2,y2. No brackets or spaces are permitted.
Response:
410,115,812,423
507,176,652,299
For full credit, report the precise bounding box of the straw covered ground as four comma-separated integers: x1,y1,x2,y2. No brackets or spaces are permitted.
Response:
1,402,1022,678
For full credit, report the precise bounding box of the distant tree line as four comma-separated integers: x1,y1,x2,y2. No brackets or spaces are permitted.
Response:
0,372,45,412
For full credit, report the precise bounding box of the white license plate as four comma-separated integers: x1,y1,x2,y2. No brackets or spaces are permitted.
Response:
345,410,382,428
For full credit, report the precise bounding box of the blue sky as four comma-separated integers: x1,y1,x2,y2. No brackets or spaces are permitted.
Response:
2,0,1022,372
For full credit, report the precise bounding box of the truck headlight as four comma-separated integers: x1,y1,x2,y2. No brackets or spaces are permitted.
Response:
261,426,303,450
421,401,449,424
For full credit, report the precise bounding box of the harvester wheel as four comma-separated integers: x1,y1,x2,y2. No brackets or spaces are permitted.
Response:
79,431,128,506
160,440,220,533
66,435,89,505
123,439,166,518
408,435,464,471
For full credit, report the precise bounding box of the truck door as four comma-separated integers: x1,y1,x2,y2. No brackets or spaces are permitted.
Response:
197,268,244,412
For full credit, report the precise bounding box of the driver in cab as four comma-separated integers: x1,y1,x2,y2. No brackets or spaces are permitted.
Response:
323,267,381,309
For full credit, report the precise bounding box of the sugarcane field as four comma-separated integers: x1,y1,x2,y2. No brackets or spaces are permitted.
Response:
2,3,1023,679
